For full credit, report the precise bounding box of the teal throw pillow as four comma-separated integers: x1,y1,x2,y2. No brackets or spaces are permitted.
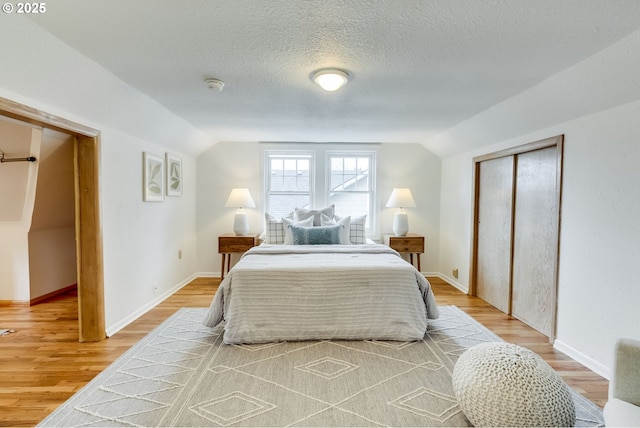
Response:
291,224,343,245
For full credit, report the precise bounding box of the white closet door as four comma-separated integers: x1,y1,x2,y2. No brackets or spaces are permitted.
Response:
476,156,514,313
511,146,558,336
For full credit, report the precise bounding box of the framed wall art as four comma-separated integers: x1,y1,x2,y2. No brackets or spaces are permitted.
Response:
143,152,164,202
166,153,183,196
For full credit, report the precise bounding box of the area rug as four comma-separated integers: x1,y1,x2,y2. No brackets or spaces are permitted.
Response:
39,306,604,427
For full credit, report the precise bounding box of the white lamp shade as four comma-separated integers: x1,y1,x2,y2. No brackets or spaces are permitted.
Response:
385,188,416,208
224,188,256,208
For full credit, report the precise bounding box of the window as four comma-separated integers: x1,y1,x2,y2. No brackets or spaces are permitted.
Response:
327,153,375,229
265,151,313,219
263,148,377,236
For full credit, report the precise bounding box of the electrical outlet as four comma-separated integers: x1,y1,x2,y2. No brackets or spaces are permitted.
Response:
153,282,159,294
178,250,182,260
452,268,459,279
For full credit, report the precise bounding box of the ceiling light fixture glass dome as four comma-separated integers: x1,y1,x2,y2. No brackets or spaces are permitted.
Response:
311,68,350,91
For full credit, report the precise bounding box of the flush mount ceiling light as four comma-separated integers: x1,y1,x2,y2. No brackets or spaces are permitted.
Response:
205,78,225,92
311,68,350,92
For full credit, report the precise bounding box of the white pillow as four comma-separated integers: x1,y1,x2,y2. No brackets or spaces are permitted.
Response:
294,205,335,226
263,212,293,244
335,214,367,244
320,214,351,244
283,216,314,244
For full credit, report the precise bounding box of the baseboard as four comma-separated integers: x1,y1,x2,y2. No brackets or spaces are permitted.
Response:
194,271,219,278
2,283,80,307
105,273,198,337
434,273,468,293
554,339,611,380
30,283,77,306
421,271,439,277
0,300,29,307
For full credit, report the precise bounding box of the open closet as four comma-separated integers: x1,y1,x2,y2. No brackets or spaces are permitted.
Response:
0,96,105,342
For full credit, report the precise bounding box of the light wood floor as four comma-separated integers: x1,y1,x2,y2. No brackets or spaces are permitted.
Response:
0,277,608,427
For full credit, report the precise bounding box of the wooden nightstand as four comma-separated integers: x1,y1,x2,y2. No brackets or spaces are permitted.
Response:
386,233,424,271
218,234,258,279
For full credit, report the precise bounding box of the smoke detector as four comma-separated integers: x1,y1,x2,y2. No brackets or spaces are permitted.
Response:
205,78,225,92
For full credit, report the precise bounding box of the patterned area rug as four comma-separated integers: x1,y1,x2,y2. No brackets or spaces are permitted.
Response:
39,306,604,427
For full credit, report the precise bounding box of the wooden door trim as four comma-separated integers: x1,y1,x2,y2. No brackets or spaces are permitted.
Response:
550,138,564,342
473,136,562,163
470,135,564,342
0,96,105,342
75,135,106,341
507,155,518,315
0,97,98,137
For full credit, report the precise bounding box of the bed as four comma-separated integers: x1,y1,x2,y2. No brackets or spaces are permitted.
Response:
203,243,439,344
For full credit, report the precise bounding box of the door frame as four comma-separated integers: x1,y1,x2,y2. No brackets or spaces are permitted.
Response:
469,135,564,341
0,96,105,342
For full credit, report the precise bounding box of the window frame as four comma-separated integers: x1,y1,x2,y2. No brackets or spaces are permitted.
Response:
326,151,377,235
264,150,315,218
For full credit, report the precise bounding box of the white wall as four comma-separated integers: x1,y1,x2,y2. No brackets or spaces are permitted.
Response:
196,142,441,275
101,130,199,334
435,29,640,377
0,16,210,333
0,120,34,221
28,129,76,299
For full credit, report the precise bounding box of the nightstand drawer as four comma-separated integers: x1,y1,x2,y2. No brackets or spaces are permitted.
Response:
388,235,424,253
218,235,257,253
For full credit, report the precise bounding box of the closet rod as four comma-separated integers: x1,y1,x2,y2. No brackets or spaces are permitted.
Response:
0,150,37,163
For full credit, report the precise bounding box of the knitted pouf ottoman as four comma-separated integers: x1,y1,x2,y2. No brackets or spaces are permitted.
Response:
452,342,575,427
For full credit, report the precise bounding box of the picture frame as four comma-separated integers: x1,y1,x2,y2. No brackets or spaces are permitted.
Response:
166,153,183,196
143,152,165,202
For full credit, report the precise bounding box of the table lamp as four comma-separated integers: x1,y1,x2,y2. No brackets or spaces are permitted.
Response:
385,188,416,236
224,188,256,236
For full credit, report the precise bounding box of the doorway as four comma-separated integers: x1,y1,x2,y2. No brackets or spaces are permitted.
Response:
471,135,563,341
28,129,77,304
0,96,105,342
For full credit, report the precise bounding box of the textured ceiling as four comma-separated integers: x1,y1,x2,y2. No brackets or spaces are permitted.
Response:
28,0,640,156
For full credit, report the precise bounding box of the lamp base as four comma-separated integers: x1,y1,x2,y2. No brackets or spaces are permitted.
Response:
233,211,249,236
392,211,409,236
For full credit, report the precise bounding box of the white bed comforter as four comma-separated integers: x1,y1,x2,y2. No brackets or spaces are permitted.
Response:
203,244,440,344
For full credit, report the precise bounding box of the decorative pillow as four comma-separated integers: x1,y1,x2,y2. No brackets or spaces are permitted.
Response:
320,214,351,244
294,205,335,226
335,214,367,244
283,216,314,244
263,212,293,244
263,213,284,244
290,224,343,245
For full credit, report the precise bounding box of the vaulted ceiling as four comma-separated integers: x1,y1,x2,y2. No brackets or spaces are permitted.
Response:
28,0,640,157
